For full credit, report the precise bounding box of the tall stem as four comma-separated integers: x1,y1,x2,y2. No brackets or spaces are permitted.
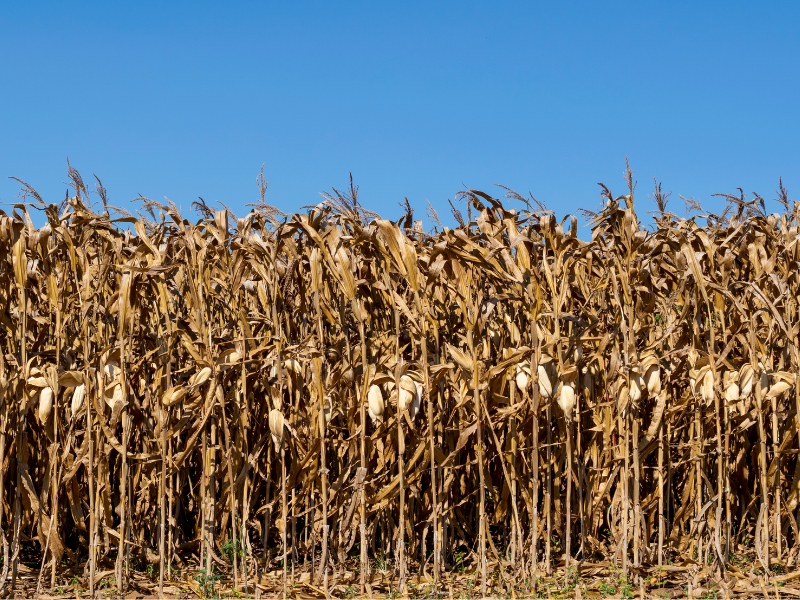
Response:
115,328,128,592
752,326,770,569
657,402,665,567
158,329,170,598
11,286,28,593
415,290,438,581
392,293,406,594
357,314,369,594
467,328,487,597
281,447,287,599
707,300,725,570
312,286,330,594
530,313,540,578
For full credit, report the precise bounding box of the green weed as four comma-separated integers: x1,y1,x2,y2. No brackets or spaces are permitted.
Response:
195,565,223,599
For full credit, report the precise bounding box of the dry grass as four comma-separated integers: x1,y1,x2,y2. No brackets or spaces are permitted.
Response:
1,165,799,598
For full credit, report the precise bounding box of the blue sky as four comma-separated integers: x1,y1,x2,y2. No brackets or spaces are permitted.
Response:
1,1,798,231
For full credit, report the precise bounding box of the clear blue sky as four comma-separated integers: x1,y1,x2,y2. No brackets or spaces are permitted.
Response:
2,1,798,230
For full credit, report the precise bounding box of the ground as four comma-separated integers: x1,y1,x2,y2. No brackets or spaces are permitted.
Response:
4,550,798,598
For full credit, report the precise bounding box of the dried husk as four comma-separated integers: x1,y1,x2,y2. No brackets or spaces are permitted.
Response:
71,383,86,416
189,366,212,389
724,371,740,412
410,381,422,421
701,370,714,405
644,361,661,397
557,383,575,417
398,374,415,412
284,359,302,374
515,363,530,393
104,361,120,383
218,348,242,370
739,364,755,398
162,385,187,407
39,386,54,423
368,384,385,424
537,355,554,399
629,372,645,404
269,409,285,451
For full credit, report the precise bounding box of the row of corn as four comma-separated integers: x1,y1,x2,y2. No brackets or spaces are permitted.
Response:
0,169,798,597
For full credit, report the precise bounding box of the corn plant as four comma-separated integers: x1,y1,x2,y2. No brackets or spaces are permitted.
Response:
0,166,799,597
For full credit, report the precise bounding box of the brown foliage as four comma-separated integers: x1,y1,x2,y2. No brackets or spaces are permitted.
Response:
1,168,799,597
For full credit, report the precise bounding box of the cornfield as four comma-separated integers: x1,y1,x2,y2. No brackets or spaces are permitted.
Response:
2,165,800,598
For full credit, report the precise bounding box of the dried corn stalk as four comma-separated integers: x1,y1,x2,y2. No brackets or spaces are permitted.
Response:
0,166,798,596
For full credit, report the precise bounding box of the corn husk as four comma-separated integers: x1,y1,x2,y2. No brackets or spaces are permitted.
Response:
269,409,285,451
688,362,712,404
724,371,740,409
323,395,333,426
104,383,125,411
58,370,83,388
581,368,594,399
218,349,241,370
39,386,54,423
557,383,575,417
537,356,554,399
162,385,187,407
701,370,714,405
284,359,302,374
28,377,48,388
189,366,212,389
515,363,530,393
341,364,354,385
755,367,769,405
368,384,385,424
104,361,120,383
739,364,755,398
767,372,796,399
629,372,645,404
410,381,422,421
71,383,85,416
399,375,415,412
644,363,661,397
